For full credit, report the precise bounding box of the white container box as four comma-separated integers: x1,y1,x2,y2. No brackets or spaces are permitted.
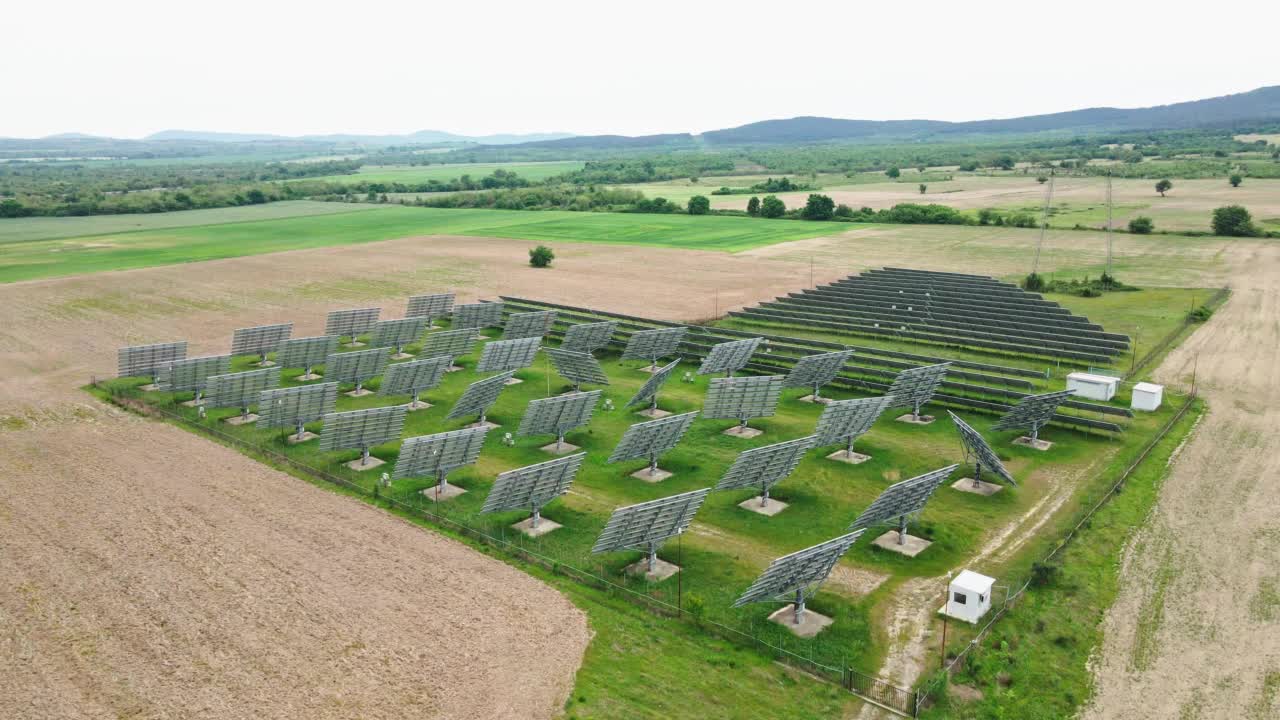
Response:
1066,372,1119,401
943,570,995,624
1132,382,1164,412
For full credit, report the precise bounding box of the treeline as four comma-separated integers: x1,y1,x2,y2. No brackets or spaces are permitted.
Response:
310,168,532,195
409,186,648,211
549,156,738,185
0,183,302,217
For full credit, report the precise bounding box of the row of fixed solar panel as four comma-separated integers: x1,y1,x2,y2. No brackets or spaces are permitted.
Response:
810,284,1091,328
854,268,1054,299
791,289,1111,335
819,281,1081,320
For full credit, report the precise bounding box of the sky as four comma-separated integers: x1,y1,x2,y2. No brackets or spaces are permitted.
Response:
5,0,1278,139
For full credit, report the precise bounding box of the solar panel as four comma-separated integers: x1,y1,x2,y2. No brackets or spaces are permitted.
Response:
545,347,609,391
370,317,429,354
231,323,293,361
621,326,688,367
155,355,231,400
324,347,389,393
379,356,450,407
592,488,711,573
849,464,959,545
259,382,339,438
477,336,542,373
204,367,281,417
948,411,1016,486
452,301,504,331
276,335,339,377
624,359,680,413
319,405,408,464
733,530,866,624
698,337,762,377
784,349,855,400
992,389,1075,442
813,395,894,453
447,371,516,425
714,435,816,506
504,310,557,340
405,292,455,323
393,426,489,491
886,363,951,420
419,328,474,362
325,307,381,339
517,390,601,449
607,411,697,477
118,341,187,381
482,452,585,528
560,320,618,355
702,375,784,430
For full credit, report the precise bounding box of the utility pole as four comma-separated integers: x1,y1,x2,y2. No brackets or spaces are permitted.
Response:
1105,172,1114,286
1032,172,1054,275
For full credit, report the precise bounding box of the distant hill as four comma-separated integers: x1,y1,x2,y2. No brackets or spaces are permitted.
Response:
511,133,697,150
144,129,576,146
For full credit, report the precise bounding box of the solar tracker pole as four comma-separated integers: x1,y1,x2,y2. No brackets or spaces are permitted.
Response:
794,588,806,624
530,506,542,530
646,542,659,573
897,515,909,545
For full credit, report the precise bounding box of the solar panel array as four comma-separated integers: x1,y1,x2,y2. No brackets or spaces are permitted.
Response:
259,382,339,432
849,464,959,530
405,292,454,321
371,317,429,351
379,356,450,398
698,337,762,376
453,301,504,330
118,341,187,379
517,390,601,439
734,530,866,610
993,389,1075,440
813,395,895,448
948,411,1015,485
607,411,698,465
592,488,711,554
887,362,951,417
560,320,618,354
545,347,609,389
714,435,816,502
325,347,389,388
392,426,488,481
625,359,680,410
231,323,293,357
482,452,585,517
325,307,381,338
621,326,688,363
155,355,230,394
204,367,281,411
447,371,515,421
477,337,542,373
783,349,855,394
504,310,557,340
702,375,784,422
419,328,475,360
319,404,407,453
276,335,339,371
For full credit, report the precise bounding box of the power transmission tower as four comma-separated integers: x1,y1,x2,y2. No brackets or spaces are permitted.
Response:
1031,171,1054,275
1104,172,1114,286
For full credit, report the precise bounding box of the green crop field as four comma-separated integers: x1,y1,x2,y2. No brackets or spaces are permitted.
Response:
302,161,584,184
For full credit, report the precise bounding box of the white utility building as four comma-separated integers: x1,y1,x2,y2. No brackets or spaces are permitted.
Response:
1131,382,1164,412
1066,372,1119,402
943,570,995,624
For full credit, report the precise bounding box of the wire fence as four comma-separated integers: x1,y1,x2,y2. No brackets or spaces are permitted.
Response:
1124,285,1229,381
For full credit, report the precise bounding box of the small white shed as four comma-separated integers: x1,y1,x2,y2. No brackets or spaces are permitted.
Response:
1132,382,1164,412
945,570,995,624
1066,372,1119,401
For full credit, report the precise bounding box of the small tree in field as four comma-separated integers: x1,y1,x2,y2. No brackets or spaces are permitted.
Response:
746,196,761,216
687,195,710,215
1037,175,1049,184
1128,216,1154,234
919,184,927,194
759,195,786,218
1229,173,1243,188
529,245,555,268
1211,205,1258,237
1155,179,1173,197
801,194,835,220
885,166,901,179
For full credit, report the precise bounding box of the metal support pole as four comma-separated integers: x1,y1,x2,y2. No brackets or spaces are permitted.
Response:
973,462,983,488
361,447,370,466
556,433,565,451
647,543,657,573
898,515,908,545
648,454,658,476
411,389,420,407
649,394,658,413
437,469,448,491
913,400,922,422
813,381,822,402
794,588,806,624
846,435,856,457
760,486,770,508
296,420,305,440
531,507,541,529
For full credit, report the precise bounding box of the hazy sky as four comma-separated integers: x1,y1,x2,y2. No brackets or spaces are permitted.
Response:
5,0,1278,139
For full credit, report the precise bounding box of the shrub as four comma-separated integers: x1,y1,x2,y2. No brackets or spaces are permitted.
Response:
759,195,786,218
528,245,555,268
746,196,760,216
801,194,835,220
1211,205,1259,237
885,166,901,179
1022,272,1046,292
977,208,1001,225
686,195,710,215
1128,216,1154,234
919,184,928,194
1229,173,1243,188
1155,178,1172,196
684,593,707,625
1030,561,1060,588
834,203,854,218
1007,212,1038,228
1188,305,1214,322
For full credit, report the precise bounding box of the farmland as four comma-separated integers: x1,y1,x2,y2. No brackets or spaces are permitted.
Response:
300,160,584,184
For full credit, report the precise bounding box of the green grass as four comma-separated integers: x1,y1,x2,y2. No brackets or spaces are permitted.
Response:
0,205,850,283
303,161,584,184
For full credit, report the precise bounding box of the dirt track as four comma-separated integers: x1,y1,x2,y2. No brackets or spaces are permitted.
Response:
0,235,831,719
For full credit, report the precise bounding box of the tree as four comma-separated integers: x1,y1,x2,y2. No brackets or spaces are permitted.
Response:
801,194,835,220
918,184,927,195
1036,175,1049,184
994,155,1016,170
977,208,1000,225
528,245,555,268
1155,179,1173,197
1128,216,1154,234
687,195,710,215
746,196,760,216
917,165,927,173
246,189,268,204
1211,205,1259,237
759,195,786,218
0,199,28,218
1229,173,1243,188
885,166,901,179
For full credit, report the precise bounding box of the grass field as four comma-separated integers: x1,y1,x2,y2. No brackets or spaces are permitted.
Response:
302,161,584,184
0,205,851,283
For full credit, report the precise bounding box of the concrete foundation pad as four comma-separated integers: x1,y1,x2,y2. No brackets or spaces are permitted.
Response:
952,478,1003,496
345,388,373,397
421,483,467,501
630,467,673,483
1014,436,1053,451
344,341,366,348
224,414,259,426
406,400,433,411
895,413,936,425
344,456,385,472
625,557,680,582
739,497,788,516
466,420,500,430
872,530,932,557
503,377,523,386
541,441,580,456
180,398,205,408
255,360,276,368
445,365,464,373
827,449,871,465
769,604,834,638
636,407,671,419
296,373,323,381
390,352,415,360
723,425,763,439
287,431,318,445
512,516,561,538
637,365,660,374
139,383,159,392
799,394,834,405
